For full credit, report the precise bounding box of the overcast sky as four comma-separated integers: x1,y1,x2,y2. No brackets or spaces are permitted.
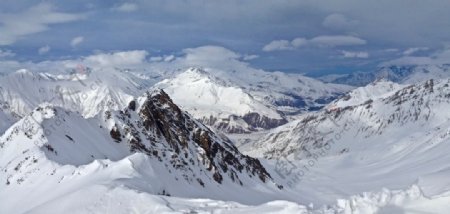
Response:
1,0,450,75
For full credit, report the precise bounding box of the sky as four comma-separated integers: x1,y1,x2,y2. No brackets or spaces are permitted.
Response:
1,0,450,76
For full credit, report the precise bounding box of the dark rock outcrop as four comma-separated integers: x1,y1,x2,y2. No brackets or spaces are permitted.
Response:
106,90,275,187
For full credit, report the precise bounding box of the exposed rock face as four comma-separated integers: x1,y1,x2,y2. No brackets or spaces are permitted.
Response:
199,113,288,134
107,90,275,186
242,113,288,130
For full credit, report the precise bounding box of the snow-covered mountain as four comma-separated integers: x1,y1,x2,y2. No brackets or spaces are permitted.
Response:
0,89,287,213
0,68,153,119
0,67,351,134
3,65,450,213
318,64,450,86
156,67,352,133
243,77,450,207
331,80,404,108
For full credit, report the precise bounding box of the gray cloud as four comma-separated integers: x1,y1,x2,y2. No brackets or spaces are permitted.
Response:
0,3,85,46
262,40,294,52
2,0,450,74
381,48,450,66
0,49,15,58
322,13,358,30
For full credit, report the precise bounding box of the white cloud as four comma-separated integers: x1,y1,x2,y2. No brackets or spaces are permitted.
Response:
0,46,254,75
70,36,84,48
145,46,254,72
0,3,84,46
262,40,293,52
163,55,175,62
403,47,429,55
112,3,138,12
38,45,51,55
263,35,366,51
322,13,358,30
149,56,163,62
181,46,242,66
341,50,369,58
309,35,366,47
0,49,15,58
291,38,308,48
242,54,259,61
84,50,149,67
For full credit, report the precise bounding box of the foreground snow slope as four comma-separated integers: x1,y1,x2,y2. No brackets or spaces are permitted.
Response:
244,78,450,209
24,184,450,214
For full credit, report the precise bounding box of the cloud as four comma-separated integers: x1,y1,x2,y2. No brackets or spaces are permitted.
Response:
146,46,254,72
149,55,175,62
381,48,450,66
181,46,241,65
111,3,139,12
262,40,293,52
291,38,308,48
309,35,366,47
242,54,259,61
341,50,369,58
263,35,366,51
0,3,84,46
70,36,84,48
83,50,149,67
179,46,259,66
0,49,15,58
149,56,163,62
322,13,358,30
38,45,51,55
163,55,175,62
0,46,252,74
403,47,429,55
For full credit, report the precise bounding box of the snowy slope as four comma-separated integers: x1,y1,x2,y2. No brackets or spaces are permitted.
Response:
244,78,450,208
331,79,404,108
0,90,288,213
156,67,352,133
23,184,450,214
156,68,286,133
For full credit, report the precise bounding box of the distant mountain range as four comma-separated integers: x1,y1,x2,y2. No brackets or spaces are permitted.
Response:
318,64,450,86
